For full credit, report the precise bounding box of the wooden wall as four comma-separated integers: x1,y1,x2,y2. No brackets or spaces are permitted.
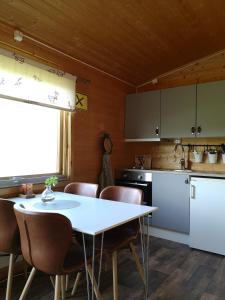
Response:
0,22,134,195
127,50,225,172
126,138,225,172
73,75,134,183
138,50,225,92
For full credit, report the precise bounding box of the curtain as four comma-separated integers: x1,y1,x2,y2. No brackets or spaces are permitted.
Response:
0,48,76,111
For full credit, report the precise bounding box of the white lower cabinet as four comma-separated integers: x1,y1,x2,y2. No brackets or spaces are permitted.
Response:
190,177,225,255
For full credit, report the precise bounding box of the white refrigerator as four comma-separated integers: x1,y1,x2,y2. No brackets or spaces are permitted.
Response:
190,177,225,255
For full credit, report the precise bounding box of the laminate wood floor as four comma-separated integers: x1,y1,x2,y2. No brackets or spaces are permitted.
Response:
0,237,225,300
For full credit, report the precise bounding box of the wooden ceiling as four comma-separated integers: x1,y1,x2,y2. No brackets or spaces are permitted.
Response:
1,0,225,86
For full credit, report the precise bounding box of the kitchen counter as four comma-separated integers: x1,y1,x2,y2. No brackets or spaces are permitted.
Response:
123,168,225,179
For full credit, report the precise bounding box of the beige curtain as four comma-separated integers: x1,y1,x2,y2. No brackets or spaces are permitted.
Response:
0,48,76,111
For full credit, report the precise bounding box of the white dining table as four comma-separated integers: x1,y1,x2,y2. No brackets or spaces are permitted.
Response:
12,192,158,300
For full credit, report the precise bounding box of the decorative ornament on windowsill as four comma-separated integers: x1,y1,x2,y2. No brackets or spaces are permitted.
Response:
41,176,58,202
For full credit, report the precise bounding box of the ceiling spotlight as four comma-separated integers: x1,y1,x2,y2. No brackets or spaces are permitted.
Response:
14,30,23,42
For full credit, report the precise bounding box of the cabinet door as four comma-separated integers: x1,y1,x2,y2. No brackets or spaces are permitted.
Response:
125,91,160,140
197,80,225,137
152,172,190,233
190,178,225,255
161,85,196,138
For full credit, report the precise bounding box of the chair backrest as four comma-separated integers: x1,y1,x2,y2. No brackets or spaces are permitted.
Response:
0,199,20,254
64,182,98,198
14,205,72,275
99,186,143,205
100,186,143,233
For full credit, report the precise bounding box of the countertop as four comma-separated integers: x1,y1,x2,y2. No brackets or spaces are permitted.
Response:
123,168,225,178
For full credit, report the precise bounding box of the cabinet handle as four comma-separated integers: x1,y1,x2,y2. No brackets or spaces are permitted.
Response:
191,185,195,199
197,126,202,135
191,127,196,135
185,178,189,184
155,126,159,136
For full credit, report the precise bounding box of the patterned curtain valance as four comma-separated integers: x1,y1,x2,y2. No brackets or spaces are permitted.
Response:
0,48,76,111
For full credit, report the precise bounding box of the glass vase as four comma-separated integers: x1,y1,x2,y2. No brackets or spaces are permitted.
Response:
41,185,55,202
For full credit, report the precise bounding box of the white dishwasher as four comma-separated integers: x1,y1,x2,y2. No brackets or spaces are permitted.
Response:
190,177,225,255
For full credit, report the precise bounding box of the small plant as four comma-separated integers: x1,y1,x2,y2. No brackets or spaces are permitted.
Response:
44,176,58,187
221,144,225,154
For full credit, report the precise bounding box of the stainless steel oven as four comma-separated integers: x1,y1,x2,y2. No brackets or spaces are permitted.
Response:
115,169,152,206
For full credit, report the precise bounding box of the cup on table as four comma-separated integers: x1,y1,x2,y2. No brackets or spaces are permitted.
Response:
21,183,33,196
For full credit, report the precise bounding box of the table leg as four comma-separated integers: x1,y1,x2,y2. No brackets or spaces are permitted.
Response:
97,232,104,289
91,235,95,300
139,215,150,300
139,217,146,286
82,233,104,300
82,233,90,300
146,215,150,298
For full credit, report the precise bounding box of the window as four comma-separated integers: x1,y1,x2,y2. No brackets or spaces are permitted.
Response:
0,98,70,186
0,48,74,187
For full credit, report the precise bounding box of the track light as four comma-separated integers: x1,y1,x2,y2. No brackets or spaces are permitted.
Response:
14,30,23,42
152,78,158,85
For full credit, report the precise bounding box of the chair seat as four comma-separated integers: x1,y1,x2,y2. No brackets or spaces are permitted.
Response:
63,242,93,274
97,225,138,252
11,237,21,255
2,243,21,255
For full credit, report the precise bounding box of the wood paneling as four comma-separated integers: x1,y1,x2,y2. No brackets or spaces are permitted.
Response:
0,22,134,195
1,1,225,85
72,71,134,183
126,139,225,172
138,50,225,92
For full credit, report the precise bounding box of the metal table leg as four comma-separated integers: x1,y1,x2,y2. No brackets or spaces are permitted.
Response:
146,214,150,297
139,215,150,300
82,233,90,300
98,232,104,289
82,232,105,300
91,235,95,300
139,217,146,286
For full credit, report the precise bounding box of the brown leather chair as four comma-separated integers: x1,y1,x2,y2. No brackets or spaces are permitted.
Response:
64,182,99,198
0,199,22,300
99,186,144,300
14,205,102,300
